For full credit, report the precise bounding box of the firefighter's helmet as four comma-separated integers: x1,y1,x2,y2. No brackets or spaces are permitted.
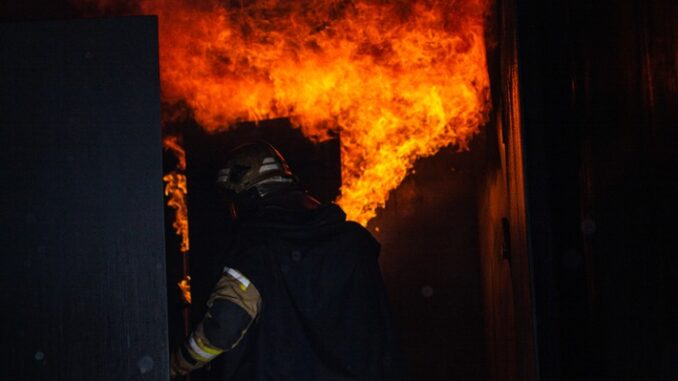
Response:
216,141,295,195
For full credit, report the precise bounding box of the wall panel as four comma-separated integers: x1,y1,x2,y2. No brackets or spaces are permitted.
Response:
0,17,168,380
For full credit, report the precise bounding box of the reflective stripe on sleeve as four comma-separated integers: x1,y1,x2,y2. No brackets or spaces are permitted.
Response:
187,335,218,362
223,266,251,289
194,329,224,356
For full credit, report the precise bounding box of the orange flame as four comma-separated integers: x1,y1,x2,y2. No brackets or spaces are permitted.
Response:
83,0,491,225
163,134,187,171
145,0,491,225
163,133,189,254
163,170,190,253
163,135,191,303
178,275,192,304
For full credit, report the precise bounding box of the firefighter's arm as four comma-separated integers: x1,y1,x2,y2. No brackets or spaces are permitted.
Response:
170,267,261,378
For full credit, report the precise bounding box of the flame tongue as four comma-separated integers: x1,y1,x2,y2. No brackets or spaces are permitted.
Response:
178,275,192,304
162,135,191,304
145,0,491,225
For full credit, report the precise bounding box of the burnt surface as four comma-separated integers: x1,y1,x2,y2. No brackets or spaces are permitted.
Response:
0,17,168,381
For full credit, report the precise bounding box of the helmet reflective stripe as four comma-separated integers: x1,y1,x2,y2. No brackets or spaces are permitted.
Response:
215,141,295,194
256,176,293,185
216,168,230,183
259,163,281,173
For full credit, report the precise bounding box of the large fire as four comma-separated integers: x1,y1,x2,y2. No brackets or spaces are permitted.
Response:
83,0,491,225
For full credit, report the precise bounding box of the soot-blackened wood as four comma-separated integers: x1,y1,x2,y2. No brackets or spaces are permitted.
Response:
0,17,168,380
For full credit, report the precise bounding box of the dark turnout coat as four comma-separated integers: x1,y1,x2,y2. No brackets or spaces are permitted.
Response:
216,190,403,381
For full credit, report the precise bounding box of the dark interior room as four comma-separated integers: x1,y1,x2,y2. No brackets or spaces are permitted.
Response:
1,0,676,380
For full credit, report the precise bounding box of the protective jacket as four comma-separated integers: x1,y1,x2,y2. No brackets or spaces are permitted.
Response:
174,188,403,380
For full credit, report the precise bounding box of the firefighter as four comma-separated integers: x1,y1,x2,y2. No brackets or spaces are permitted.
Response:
170,141,403,380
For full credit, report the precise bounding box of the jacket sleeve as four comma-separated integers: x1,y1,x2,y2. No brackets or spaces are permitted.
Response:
170,267,261,378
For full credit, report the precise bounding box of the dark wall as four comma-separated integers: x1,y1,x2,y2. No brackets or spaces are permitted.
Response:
516,0,678,379
374,145,488,381
0,17,169,380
